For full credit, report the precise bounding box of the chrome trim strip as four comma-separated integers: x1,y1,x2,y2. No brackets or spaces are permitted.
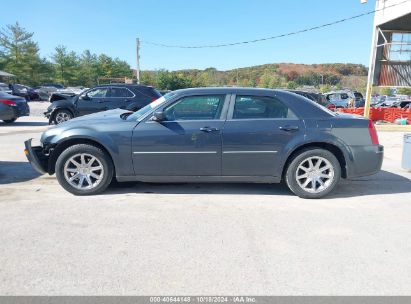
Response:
133,151,218,154
223,151,278,154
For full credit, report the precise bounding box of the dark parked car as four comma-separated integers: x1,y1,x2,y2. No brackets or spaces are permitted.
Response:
25,88,383,198
0,92,30,123
287,90,336,110
0,82,13,94
44,84,161,124
10,84,40,101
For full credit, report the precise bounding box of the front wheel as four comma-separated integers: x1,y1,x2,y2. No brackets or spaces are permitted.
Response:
53,109,72,124
55,144,114,195
285,148,341,199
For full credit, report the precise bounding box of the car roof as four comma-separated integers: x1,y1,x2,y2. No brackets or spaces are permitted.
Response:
171,87,287,94
95,83,154,88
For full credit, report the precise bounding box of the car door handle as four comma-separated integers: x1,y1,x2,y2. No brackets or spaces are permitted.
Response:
200,127,219,133
279,125,299,132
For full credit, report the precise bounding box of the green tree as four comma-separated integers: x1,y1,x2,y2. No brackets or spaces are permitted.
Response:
0,22,48,85
52,45,79,85
77,50,99,87
380,87,392,96
287,81,297,90
396,87,411,96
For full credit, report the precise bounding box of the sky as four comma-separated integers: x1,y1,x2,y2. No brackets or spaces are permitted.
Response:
0,0,377,71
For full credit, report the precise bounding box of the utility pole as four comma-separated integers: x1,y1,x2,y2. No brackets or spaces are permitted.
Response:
136,38,141,84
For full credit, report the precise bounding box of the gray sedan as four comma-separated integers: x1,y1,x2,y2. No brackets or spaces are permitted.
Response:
25,88,383,199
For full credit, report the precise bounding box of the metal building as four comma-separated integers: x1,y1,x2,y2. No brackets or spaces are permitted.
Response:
364,0,411,116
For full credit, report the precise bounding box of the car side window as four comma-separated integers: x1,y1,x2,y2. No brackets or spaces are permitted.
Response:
86,88,108,99
163,95,225,121
340,93,349,100
110,87,134,98
233,95,296,119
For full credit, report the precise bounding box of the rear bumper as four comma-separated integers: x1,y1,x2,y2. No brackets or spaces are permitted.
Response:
346,144,384,178
24,139,48,175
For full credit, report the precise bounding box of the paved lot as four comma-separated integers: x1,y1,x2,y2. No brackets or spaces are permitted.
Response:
0,115,411,295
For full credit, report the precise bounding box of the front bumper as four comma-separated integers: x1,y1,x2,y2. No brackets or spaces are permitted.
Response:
347,144,384,178
24,139,48,175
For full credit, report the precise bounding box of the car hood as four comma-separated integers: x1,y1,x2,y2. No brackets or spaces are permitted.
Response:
41,109,132,144
59,109,130,126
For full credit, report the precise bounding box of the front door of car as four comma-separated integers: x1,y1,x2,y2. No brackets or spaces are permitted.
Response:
132,94,229,176
222,94,304,177
76,87,110,116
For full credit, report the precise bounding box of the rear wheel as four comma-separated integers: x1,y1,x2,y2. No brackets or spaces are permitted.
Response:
285,148,341,199
55,144,114,195
3,118,17,123
53,109,72,124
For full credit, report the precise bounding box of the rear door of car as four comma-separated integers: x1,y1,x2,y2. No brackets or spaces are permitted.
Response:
221,93,304,177
106,86,135,109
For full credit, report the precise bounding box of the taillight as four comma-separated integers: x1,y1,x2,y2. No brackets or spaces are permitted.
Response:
327,104,336,110
368,120,379,145
0,99,17,107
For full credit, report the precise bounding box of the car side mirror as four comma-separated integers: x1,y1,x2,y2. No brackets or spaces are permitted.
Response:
152,111,165,122
80,94,90,101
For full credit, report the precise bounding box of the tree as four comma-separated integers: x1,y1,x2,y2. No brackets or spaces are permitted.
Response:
77,50,99,87
380,87,392,96
0,22,48,85
396,87,411,96
287,81,297,90
52,45,79,85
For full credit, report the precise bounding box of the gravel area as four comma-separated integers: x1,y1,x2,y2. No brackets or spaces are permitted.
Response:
28,101,49,117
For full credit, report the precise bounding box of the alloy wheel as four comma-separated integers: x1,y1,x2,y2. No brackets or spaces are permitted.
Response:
63,153,104,190
55,112,71,124
295,156,335,194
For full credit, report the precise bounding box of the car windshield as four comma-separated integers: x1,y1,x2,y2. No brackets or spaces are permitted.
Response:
127,92,175,121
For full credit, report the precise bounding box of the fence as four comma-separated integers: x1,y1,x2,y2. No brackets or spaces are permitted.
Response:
338,107,411,123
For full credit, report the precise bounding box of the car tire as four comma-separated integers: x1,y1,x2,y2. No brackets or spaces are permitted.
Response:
3,118,17,123
285,148,341,199
55,144,114,196
53,109,73,124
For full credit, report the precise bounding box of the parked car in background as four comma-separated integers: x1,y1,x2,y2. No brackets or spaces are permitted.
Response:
43,83,65,90
287,90,336,110
392,99,411,108
44,84,161,124
0,92,30,123
353,91,365,107
0,82,13,94
26,88,383,199
374,96,401,108
10,84,40,101
325,90,364,108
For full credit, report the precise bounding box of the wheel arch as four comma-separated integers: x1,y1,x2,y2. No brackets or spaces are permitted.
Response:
50,107,76,123
281,142,348,180
48,137,115,175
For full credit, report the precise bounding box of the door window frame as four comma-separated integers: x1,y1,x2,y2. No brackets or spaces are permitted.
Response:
108,86,136,98
227,94,300,120
144,93,231,123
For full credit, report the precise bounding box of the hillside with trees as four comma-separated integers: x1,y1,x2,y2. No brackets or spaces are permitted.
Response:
1,22,369,93
140,63,368,92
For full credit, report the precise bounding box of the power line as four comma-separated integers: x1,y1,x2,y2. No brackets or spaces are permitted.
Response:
142,0,410,49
